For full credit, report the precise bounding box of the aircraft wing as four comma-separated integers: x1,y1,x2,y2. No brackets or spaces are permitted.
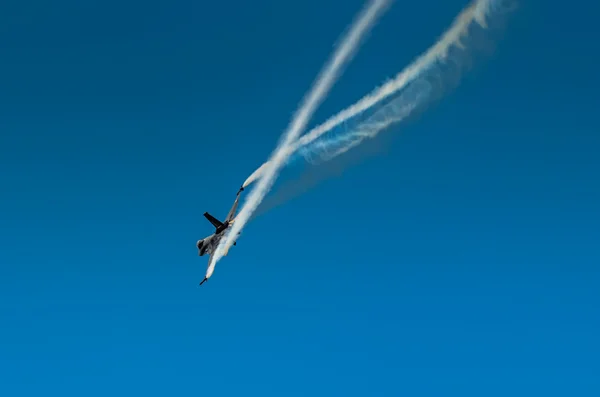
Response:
225,193,241,223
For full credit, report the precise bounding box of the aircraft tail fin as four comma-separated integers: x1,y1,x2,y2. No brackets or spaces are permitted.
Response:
203,212,223,230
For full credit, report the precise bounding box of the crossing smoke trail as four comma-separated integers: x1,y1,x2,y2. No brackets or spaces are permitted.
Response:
205,0,392,279
239,0,512,189
250,0,515,218
250,78,433,219
209,0,514,280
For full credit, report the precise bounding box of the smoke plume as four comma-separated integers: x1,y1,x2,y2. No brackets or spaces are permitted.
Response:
210,0,514,278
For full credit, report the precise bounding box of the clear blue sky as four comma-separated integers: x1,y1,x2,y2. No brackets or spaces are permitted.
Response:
1,1,599,395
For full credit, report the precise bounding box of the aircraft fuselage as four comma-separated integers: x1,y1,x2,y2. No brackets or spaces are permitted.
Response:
197,221,237,257
197,188,243,284
197,230,224,257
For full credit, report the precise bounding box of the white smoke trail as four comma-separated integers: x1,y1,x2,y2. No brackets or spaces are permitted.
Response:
292,0,501,151
206,0,392,278
239,0,509,188
303,81,428,163
210,0,512,280
302,72,444,164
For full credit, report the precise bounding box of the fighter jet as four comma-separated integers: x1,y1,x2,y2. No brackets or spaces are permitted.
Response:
197,186,244,285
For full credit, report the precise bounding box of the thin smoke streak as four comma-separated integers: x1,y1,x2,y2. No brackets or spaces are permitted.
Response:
206,0,392,278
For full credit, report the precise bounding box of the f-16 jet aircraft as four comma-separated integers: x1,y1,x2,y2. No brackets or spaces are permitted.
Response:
197,186,244,286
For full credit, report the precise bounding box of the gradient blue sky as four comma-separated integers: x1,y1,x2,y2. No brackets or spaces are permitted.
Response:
1,1,599,395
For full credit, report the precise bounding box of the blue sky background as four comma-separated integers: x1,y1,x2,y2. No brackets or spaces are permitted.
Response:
1,0,599,395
